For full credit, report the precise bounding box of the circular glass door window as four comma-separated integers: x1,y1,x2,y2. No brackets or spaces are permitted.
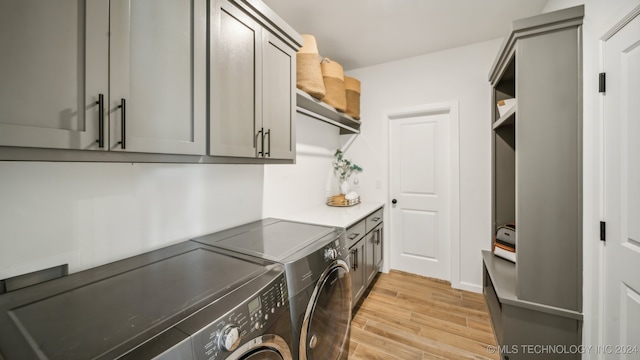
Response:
240,348,284,360
304,264,351,360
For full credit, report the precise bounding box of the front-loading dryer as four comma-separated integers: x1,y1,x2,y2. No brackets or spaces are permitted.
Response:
193,219,352,360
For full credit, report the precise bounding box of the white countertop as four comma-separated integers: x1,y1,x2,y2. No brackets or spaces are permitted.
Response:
278,201,384,228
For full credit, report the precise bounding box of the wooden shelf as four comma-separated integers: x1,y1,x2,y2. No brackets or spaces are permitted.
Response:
482,251,582,320
492,105,516,130
296,89,361,134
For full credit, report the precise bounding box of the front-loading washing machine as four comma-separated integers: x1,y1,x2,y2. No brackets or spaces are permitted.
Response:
0,241,293,360
193,218,352,360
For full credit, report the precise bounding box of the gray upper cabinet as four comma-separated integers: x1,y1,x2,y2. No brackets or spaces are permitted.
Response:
262,32,295,159
210,1,262,158
0,1,109,150
0,0,206,156
209,0,299,160
109,0,206,155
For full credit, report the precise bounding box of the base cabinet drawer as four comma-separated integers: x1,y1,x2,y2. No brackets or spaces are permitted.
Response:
365,209,383,233
345,220,366,248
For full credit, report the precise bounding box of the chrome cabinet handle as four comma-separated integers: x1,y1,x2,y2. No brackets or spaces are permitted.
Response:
348,233,359,240
372,217,381,222
117,98,126,149
95,94,104,148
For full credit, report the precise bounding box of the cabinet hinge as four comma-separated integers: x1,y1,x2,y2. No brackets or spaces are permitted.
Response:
600,221,606,242
599,73,606,93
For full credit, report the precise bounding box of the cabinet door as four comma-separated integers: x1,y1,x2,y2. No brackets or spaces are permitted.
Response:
209,0,262,158
109,0,206,155
262,32,295,160
0,0,108,150
365,231,376,284
350,241,365,306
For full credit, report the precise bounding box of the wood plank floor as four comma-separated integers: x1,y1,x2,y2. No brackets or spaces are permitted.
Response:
349,270,499,360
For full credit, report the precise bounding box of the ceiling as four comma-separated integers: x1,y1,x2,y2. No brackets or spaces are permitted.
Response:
262,0,549,70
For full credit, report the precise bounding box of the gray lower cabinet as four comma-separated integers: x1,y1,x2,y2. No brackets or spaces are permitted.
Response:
0,0,207,155
209,0,298,160
486,6,584,359
347,207,384,308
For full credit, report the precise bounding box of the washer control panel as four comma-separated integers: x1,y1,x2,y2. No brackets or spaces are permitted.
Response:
190,273,289,360
324,237,349,263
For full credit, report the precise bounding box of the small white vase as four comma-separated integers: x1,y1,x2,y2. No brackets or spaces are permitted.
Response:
340,180,350,194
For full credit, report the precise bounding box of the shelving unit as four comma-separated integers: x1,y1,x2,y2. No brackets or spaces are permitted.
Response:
485,5,584,359
492,105,516,130
296,89,361,134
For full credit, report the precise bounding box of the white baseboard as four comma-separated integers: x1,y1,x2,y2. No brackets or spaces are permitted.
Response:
452,280,482,294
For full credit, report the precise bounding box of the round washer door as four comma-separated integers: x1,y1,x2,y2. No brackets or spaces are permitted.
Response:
238,348,284,360
301,262,352,360
228,335,292,360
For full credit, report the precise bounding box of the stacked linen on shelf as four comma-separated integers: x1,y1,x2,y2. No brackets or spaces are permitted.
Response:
493,223,516,263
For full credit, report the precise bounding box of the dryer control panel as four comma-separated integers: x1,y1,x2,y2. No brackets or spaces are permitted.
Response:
186,272,289,360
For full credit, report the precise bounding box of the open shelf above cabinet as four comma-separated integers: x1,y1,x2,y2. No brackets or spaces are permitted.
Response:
492,105,516,130
296,89,361,134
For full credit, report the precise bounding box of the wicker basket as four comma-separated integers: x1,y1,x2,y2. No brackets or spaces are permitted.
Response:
344,76,361,120
320,58,346,112
296,34,325,100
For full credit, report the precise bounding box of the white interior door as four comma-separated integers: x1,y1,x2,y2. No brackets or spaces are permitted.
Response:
390,111,450,280
603,12,640,356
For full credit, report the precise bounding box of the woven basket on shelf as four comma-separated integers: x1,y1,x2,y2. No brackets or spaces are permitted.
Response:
344,76,361,120
296,34,325,100
320,58,346,112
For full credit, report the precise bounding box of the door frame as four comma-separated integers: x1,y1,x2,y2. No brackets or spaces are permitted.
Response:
596,4,640,355
384,101,461,289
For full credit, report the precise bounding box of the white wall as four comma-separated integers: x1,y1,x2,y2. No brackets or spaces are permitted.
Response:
344,38,503,291
0,162,264,279
541,0,640,357
263,113,341,218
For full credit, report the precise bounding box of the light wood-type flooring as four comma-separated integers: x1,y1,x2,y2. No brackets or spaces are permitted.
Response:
349,270,499,360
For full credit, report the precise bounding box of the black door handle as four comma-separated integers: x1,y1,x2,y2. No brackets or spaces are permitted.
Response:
264,129,271,157
256,128,264,157
117,98,126,149
95,94,104,148
392,199,397,204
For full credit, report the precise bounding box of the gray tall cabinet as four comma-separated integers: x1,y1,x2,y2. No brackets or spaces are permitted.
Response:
483,6,584,359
